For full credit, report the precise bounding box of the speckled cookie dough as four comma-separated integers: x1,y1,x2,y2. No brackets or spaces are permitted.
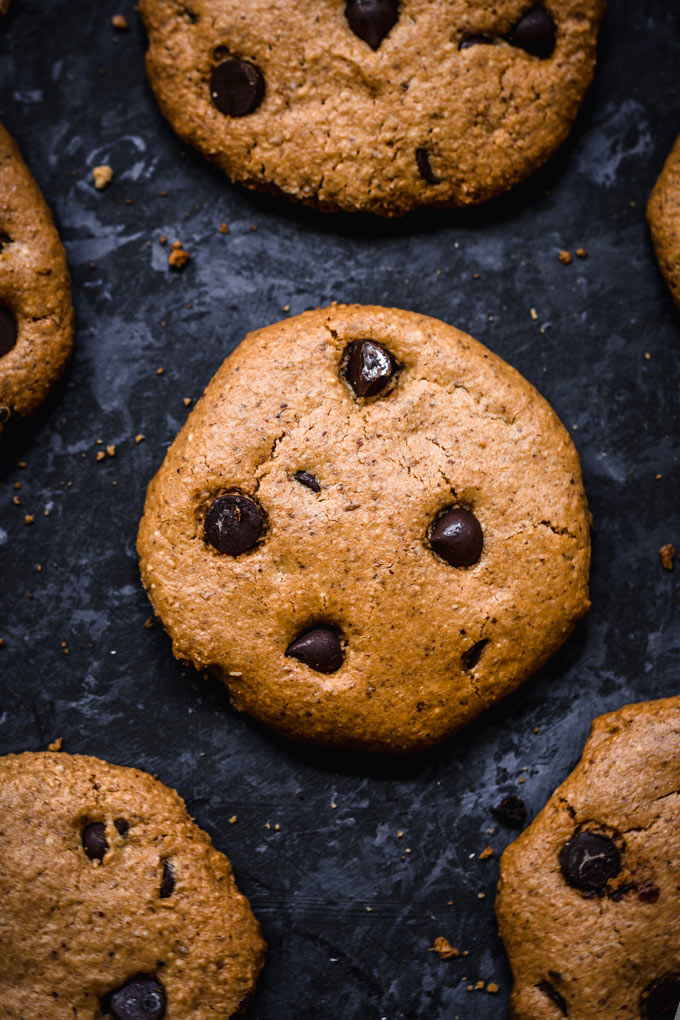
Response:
137,304,591,753
648,134,680,310
0,122,74,433
496,696,680,1020
139,0,605,216
0,751,265,1019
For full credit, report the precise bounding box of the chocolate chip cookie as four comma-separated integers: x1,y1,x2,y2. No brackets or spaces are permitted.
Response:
0,122,74,434
137,304,591,753
648,134,680,311
0,751,265,1018
139,0,605,216
496,696,680,1019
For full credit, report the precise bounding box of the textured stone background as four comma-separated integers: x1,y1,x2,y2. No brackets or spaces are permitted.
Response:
0,2,679,1018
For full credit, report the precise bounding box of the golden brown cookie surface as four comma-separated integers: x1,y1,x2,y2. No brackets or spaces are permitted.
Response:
496,696,680,1019
138,305,591,753
139,0,605,216
0,751,265,1019
0,122,73,432
648,134,680,310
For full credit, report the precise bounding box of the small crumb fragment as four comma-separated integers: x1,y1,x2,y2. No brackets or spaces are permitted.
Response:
475,981,485,990
660,544,675,571
576,247,588,259
487,982,500,994
106,445,116,457
219,222,229,234
249,223,257,231
96,451,106,462
558,250,572,265
157,367,164,375
429,937,459,960
479,846,494,860
24,514,34,525
530,307,538,320
47,737,63,752
144,618,153,629
0,638,5,648
168,240,190,270
159,234,167,245
92,165,113,190
282,304,290,312
228,815,237,824
135,434,145,443
111,13,129,30
644,352,651,360
477,892,486,899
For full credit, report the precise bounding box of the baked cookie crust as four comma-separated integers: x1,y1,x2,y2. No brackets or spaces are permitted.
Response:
648,134,680,310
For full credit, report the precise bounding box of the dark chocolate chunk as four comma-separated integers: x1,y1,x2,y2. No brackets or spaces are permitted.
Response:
114,818,129,836
491,795,527,830
82,822,108,862
204,493,264,555
507,4,556,59
344,339,395,398
559,830,621,893
108,975,166,1020
461,638,489,672
210,58,265,117
285,625,344,674
345,0,399,50
536,979,568,1016
160,860,175,898
415,147,440,185
294,471,321,492
430,508,483,567
0,305,17,358
640,975,680,1020
459,34,494,49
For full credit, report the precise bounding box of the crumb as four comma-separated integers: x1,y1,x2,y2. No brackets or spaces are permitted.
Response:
168,240,190,270
477,892,486,899
12,496,20,505
533,726,540,734
125,198,133,206
249,223,257,231
17,461,27,468
219,222,229,234
274,823,280,831
487,982,500,994
429,937,459,960
13,481,20,490
228,815,237,824
476,981,485,990
35,564,42,572
0,638,4,648
644,352,651,360
660,544,675,571
576,247,588,259
183,397,192,406
96,451,106,462
265,822,271,830
24,514,34,525
111,13,129,30
135,434,145,443
530,307,538,320
558,250,572,265
655,473,662,480
478,846,494,860
282,304,290,312
92,165,113,190
160,190,168,197
157,367,164,375
518,776,526,784
106,445,116,457
47,737,63,752
473,272,479,280
159,234,167,245
396,831,404,838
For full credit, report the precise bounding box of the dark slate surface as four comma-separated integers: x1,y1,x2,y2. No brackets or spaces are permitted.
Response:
1,2,679,1018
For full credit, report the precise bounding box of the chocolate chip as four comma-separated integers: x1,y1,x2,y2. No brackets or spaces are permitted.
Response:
344,339,395,398
415,147,440,185
108,975,166,1020
82,822,108,862
285,625,344,674
160,860,175,898
204,493,264,555
536,979,568,1016
459,34,494,49
0,231,11,250
114,818,129,836
0,305,17,358
461,639,488,672
294,471,321,493
559,831,621,893
345,0,399,50
210,58,265,117
430,508,483,567
507,4,556,59
491,795,527,830
640,976,680,1020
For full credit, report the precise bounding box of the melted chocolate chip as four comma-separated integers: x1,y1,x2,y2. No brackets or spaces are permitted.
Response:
210,58,265,117
461,638,489,672
459,34,494,49
0,305,17,358
536,979,568,1016
640,976,680,1020
204,493,264,555
430,508,483,567
82,822,108,861
345,0,399,50
415,147,440,185
285,625,344,674
108,975,166,1020
114,818,129,836
491,795,527,830
507,4,556,59
559,831,621,893
294,471,321,492
345,339,395,398
160,860,175,898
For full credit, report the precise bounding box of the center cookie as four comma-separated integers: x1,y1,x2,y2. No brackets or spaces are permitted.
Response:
139,0,605,216
138,305,591,753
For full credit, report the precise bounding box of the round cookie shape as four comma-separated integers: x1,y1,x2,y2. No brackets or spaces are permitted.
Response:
496,696,680,1019
0,752,265,1018
137,304,591,753
0,122,74,433
648,134,680,310
139,0,605,216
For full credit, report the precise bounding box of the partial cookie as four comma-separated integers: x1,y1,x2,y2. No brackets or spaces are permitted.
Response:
496,696,680,1019
0,121,74,432
139,0,605,216
138,304,591,753
0,751,265,1018
648,134,680,310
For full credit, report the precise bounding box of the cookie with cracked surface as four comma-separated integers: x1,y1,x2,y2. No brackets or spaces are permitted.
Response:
0,122,74,433
139,0,605,216
0,751,265,1019
496,696,680,1019
137,304,591,753
648,134,680,311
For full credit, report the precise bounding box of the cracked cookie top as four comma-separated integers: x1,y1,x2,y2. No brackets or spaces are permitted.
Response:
0,751,265,1020
137,304,590,752
139,0,605,216
0,122,74,433
496,695,680,1019
648,134,680,311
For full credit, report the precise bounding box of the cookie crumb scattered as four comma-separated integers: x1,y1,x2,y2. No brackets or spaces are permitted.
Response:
24,514,34,525
106,445,116,457
159,234,167,245
530,307,538,320
96,450,106,462
47,737,63,752
157,367,164,375
576,247,588,259
487,982,500,994
429,937,459,960
111,13,129,30
168,240,190,269
0,638,5,648
92,165,113,190
228,815,237,824
558,250,572,265
219,222,229,234
660,543,675,570
183,397,192,406
644,351,651,360
479,846,494,860
135,434,145,443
